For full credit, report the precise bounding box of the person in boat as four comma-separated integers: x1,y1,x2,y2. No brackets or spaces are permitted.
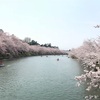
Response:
94,61,100,72
0,60,3,65
57,58,59,61
0,59,4,67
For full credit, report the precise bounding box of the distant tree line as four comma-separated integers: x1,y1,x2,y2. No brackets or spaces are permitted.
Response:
0,30,66,59
24,37,59,49
40,43,58,49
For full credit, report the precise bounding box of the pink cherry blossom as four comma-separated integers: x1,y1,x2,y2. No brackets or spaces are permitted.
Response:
0,30,65,59
69,38,100,99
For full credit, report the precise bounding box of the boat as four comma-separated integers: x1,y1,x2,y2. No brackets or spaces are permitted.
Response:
0,60,4,67
57,58,59,61
0,64,4,67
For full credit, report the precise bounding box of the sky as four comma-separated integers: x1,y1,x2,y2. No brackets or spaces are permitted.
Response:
0,0,100,50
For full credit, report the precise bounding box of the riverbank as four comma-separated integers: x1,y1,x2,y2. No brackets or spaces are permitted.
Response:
0,30,66,60
69,38,100,100
69,39,100,67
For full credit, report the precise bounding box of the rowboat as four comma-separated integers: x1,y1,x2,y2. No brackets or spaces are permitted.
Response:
0,64,4,67
57,58,59,61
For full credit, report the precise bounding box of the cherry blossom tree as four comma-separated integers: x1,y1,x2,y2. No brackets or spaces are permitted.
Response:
0,30,65,59
69,38,100,100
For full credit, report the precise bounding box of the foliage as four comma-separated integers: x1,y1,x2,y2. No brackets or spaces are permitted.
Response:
29,40,39,45
24,37,59,49
0,30,65,59
24,37,31,43
40,43,59,49
69,38,100,99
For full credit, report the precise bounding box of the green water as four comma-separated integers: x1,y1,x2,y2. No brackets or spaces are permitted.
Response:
0,55,87,100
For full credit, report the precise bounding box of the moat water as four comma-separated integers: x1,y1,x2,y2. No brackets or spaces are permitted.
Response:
0,55,97,100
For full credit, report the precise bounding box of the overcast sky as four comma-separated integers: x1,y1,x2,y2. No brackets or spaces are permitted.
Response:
0,0,100,50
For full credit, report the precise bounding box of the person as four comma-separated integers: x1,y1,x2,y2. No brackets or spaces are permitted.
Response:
93,61,99,72
57,58,59,61
96,61,99,67
0,60,3,65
